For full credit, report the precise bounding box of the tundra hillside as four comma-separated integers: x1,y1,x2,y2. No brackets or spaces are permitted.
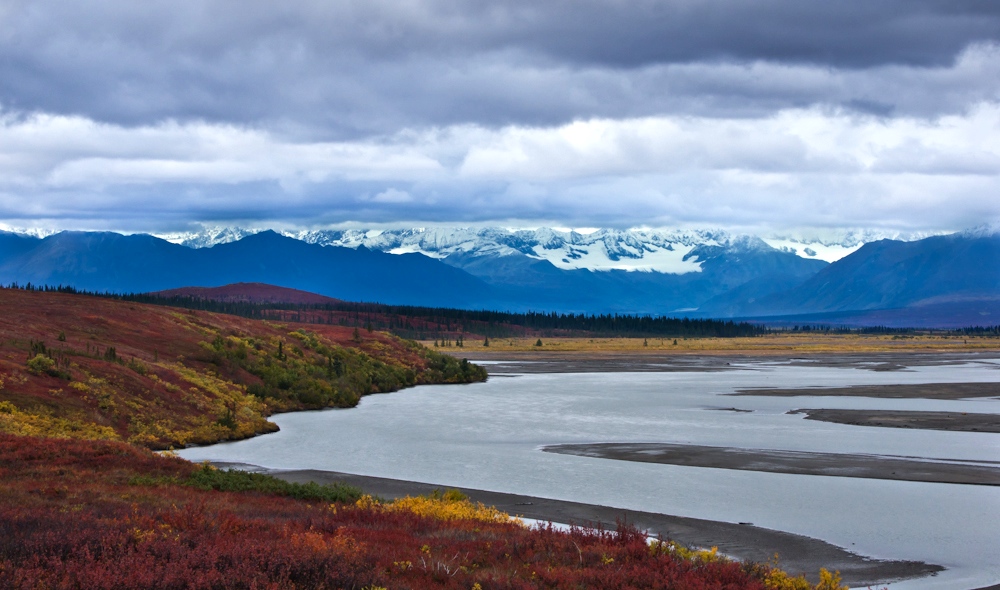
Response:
0,288,485,449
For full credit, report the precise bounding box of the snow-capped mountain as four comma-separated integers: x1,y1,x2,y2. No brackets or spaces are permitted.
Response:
5,225,993,323
157,225,882,274
0,225,61,239
297,227,736,274
761,229,944,262
961,221,1000,239
158,227,264,249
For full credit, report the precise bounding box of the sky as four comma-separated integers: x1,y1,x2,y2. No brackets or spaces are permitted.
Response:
1,0,999,235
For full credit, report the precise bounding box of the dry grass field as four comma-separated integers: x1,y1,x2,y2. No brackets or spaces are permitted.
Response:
424,332,1000,355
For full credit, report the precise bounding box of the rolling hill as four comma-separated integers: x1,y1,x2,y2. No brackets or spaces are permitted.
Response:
0,287,485,449
154,282,343,305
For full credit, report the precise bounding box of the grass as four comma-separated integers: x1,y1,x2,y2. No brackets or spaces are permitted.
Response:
185,463,364,503
130,462,366,504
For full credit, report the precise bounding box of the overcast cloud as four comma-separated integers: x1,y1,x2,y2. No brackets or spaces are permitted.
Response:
1,0,999,233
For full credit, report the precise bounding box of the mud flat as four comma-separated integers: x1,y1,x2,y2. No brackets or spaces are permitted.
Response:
232,465,942,588
457,350,1000,375
541,442,1000,486
732,381,1000,400
791,408,1000,433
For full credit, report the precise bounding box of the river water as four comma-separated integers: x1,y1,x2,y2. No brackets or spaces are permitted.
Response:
177,358,1000,589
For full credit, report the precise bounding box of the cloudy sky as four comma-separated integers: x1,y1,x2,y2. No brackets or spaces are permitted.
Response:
1,0,999,234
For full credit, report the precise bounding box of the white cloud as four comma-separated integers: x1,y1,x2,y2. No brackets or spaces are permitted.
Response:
368,188,413,203
0,103,998,232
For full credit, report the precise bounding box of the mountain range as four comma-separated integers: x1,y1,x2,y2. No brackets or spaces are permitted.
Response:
158,226,937,269
1,225,998,326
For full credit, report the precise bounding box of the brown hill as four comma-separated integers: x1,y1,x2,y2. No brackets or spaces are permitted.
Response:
153,282,343,304
0,287,484,449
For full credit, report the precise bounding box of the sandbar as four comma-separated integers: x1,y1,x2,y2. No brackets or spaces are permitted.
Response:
732,381,1000,400
790,408,1000,433
457,350,1000,375
542,442,1000,486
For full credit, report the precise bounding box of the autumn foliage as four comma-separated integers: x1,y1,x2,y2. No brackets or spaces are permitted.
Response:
0,288,485,449
0,434,848,590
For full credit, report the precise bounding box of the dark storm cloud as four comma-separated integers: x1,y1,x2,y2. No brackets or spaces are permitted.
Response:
1,0,999,235
1,0,999,137
483,1,1000,68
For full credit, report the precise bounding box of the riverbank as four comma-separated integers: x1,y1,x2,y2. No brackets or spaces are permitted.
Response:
451,349,1000,374
232,464,942,588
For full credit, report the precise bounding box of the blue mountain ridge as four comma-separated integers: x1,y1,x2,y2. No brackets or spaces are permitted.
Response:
0,230,825,314
0,231,492,308
702,233,1000,319
1,228,997,325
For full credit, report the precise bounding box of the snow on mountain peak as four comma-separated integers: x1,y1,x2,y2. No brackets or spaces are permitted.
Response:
158,226,263,248
961,221,1000,238
153,225,911,273
0,226,60,239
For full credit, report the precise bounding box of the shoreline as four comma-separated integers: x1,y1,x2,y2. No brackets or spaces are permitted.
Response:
216,463,943,588
452,350,1000,374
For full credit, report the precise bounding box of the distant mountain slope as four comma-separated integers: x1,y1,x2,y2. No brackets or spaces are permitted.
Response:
433,235,827,314
0,231,41,259
735,299,1000,329
0,231,493,308
715,232,1000,318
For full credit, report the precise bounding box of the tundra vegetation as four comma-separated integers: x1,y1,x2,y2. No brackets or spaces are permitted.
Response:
0,288,484,449
0,288,849,588
1,435,848,589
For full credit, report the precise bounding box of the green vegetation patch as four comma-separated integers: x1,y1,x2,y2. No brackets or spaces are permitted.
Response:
184,463,364,503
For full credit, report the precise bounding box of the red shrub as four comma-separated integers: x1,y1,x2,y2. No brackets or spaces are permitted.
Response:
0,435,770,589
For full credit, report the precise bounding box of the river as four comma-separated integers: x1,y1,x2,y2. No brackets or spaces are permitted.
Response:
177,356,1000,589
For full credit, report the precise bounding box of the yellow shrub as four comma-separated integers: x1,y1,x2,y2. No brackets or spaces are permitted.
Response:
764,565,846,590
650,540,725,563
353,493,521,525
0,401,119,441
650,541,845,590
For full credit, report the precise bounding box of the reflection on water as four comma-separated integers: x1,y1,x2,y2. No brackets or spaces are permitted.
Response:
178,360,1000,590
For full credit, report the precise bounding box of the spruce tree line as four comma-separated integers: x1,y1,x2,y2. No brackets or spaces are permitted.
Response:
6,283,998,338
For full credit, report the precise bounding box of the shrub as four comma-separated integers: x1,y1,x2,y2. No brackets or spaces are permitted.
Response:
358,489,520,525
185,463,363,504
26,354,56,375
25,354,69,379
